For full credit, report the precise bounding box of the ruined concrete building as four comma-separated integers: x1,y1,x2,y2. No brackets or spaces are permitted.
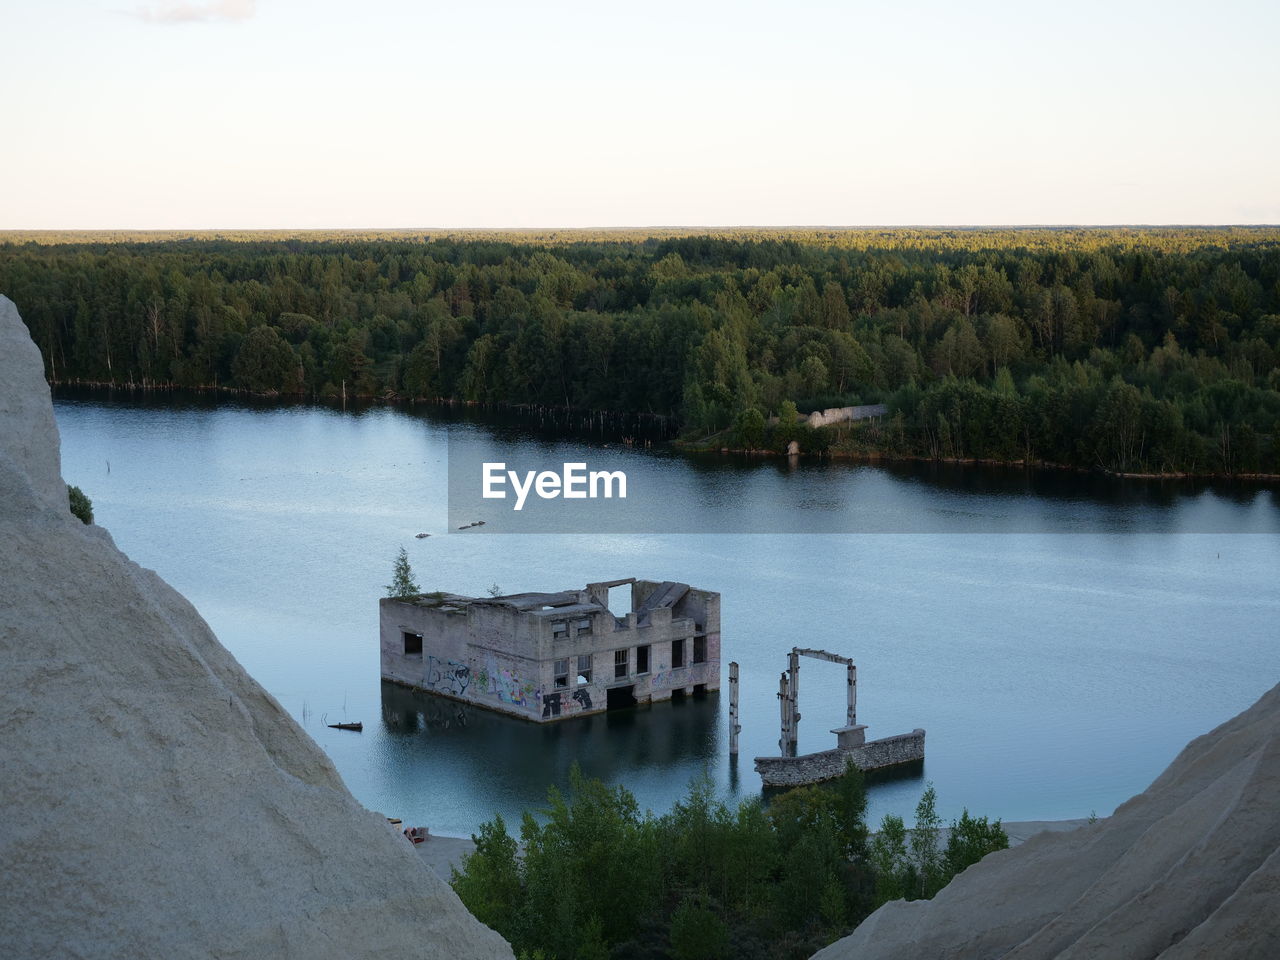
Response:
380,578,720,721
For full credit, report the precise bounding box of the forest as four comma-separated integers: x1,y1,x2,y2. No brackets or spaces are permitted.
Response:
449,763,1008,960
2,227,1279,475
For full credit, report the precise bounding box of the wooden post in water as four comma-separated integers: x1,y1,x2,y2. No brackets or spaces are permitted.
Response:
728,661,741,755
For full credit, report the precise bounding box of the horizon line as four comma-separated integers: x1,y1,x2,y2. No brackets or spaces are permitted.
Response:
3,223,1280,233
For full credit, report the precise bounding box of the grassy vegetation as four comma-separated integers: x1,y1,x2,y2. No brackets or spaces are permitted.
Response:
66,484,93,524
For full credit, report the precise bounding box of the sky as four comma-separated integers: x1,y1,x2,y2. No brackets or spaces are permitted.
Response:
2,0,1278,228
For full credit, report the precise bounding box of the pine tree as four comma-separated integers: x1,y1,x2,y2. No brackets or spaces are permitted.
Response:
386,547,420,598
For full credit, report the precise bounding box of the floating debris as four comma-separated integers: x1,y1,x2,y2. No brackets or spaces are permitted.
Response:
415,532,430,539
327,721,363,732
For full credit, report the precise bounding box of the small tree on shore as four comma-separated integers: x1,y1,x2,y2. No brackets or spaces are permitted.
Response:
385,546,420,598
910,783,944,897
67,484,93,524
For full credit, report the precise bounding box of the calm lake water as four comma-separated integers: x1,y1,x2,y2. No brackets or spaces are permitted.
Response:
52,390,1280,835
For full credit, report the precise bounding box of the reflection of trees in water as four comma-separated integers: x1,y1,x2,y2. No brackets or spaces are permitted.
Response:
694,449,1278,508
379,680,721,788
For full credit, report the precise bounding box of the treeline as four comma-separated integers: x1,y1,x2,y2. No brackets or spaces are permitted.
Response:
2,228,1278,474
450,764,1007,960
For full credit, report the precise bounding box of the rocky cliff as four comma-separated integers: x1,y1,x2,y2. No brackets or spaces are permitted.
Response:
0,294,512,959
815,683,1280,959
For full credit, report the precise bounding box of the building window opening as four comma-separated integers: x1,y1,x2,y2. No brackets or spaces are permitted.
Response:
575,617,593,636
693,636,707,664
671,638,685,669
403,632,423,657
636,644,650,674
614,649,628,680
607,584,631,620
552,621,569,640
577,654,592,685
554,658,570,688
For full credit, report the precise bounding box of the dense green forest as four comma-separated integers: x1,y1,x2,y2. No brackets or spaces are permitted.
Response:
3,227,1279,475
450,764,1008,960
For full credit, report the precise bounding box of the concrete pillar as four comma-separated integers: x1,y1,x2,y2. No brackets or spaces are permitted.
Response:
833,724,866,750
848,661,857,727
777,670,789,755
788,648,801,757
728,661,741,755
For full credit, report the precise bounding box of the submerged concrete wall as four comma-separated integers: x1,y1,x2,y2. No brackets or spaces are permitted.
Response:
755,729,925,787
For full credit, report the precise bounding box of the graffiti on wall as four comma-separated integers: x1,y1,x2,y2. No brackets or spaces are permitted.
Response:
427,656,471,697
481,656,539,711
541,686,594,719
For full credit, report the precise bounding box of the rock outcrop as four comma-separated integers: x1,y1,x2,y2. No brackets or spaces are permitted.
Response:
0,293,512,959
815,682,1280,960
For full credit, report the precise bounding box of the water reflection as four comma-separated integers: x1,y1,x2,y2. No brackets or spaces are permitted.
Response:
379,681,722,821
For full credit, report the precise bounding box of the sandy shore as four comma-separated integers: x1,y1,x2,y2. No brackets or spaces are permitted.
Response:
415,833,479,879
414,819,1092,880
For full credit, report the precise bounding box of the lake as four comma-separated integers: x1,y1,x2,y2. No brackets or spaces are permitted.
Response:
51,389,1280,836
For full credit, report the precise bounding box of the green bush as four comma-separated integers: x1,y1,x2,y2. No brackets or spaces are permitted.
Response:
943,810,1009,878
449,761,1002,960
669,896,729,960
67,484,93,524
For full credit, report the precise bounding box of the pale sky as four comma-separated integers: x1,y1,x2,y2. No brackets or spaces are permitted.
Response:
3,0,1278,228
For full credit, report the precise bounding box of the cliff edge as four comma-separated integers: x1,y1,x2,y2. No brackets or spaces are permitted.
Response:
815,682,1280,959
0,294,512,958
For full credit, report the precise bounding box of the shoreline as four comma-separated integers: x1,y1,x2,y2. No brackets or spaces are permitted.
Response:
680,441,1280,483
51,381,1279,484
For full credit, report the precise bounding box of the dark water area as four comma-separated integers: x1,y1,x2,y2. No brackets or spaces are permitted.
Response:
51,387,1280,836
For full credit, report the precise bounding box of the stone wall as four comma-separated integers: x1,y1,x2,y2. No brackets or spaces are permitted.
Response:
766,403,889,430
754,729,925,787
803,403,889,428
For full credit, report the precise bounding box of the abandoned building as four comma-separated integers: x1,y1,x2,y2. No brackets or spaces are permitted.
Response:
380,578,720,721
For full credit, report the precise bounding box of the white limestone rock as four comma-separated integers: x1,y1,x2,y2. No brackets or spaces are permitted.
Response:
813,681,1280,960
0,295,513,960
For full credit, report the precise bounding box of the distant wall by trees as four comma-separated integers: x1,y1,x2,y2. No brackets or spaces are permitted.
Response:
2,227,1277,474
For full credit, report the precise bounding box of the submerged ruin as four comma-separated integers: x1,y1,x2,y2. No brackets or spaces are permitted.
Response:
380,578,720,721
754,647,924,787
